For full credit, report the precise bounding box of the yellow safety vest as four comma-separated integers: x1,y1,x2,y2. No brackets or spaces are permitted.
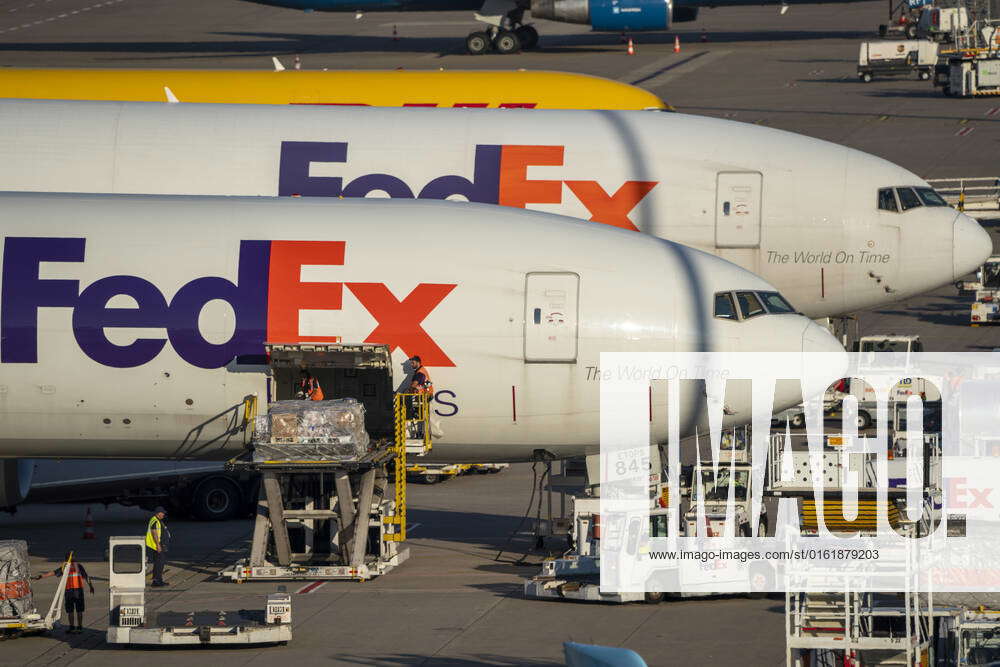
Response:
146,516,162,551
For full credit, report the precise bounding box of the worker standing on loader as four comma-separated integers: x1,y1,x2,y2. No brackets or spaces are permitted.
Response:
33,552,94,634
145,507,169,587
408,356,433,395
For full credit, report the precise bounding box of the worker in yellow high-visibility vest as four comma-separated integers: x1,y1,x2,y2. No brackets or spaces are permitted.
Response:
145,507,169,587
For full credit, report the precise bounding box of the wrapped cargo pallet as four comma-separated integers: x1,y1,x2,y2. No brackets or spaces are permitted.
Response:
253,399,370,460
0,540,35,619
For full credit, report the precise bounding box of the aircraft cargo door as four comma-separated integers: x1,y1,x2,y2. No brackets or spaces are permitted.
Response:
715,172,762,249
524,272,579,363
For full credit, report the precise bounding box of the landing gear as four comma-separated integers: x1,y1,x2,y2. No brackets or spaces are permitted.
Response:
466,31,491,55
494,29,521,54
465,1,536,54
515,24,538,50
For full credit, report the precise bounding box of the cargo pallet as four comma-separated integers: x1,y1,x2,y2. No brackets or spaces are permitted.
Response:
219,343,430,583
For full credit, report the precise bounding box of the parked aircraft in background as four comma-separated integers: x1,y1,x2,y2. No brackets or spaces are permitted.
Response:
0,68,668,110
0,100,988,318
234,0,865,54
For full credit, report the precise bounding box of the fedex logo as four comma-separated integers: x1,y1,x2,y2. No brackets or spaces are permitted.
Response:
278,142,658,232
0,238,456,370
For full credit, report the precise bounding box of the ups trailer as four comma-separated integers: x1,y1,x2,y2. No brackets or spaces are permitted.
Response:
858,40,938,82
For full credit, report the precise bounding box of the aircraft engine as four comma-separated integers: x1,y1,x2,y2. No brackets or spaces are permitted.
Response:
0,459,34,507
531,0,672,31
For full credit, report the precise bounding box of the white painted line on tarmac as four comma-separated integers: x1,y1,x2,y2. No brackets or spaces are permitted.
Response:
623,50,732,90
0,0,127,34
408,522,422,534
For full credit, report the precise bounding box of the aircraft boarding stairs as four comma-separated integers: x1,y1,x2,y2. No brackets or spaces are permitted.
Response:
220,342,432,583
769,431,941,666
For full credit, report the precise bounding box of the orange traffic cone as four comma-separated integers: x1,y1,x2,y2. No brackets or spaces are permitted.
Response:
673,35,681,53
392,25,398,41
293,55,301,70
626,38,635,55
82,507,95,540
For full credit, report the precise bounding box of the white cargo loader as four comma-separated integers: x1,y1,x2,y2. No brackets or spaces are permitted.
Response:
107,536,291,646
858,40,938,82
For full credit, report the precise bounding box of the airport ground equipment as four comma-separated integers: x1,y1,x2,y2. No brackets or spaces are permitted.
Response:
220,343,428,583
926,176,1000,212
107,536,291,646
524,428,773,604
857,40,938,81
407,462,509,484
964,255,1000,325
919,6,971,41
0,541,69,639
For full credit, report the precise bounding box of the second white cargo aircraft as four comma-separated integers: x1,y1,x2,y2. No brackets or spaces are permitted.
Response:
0,101,988,317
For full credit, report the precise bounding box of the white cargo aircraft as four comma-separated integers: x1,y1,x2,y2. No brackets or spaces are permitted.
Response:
0,101,988,318
0,194,843,505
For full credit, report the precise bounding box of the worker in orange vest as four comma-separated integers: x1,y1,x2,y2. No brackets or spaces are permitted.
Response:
408,356,433,395
34,552,94,634
298,370,325,401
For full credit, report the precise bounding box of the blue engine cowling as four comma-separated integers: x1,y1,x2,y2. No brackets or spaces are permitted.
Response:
532,0,680,32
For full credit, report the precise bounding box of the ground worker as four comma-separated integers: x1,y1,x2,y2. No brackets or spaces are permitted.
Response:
299,370,325,401
408,356,433,394
33,552,94,634
145,506,169,587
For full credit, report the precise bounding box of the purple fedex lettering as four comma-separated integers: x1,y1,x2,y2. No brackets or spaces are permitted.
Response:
2,238,270,369
1,237,84,363
278,141,501,204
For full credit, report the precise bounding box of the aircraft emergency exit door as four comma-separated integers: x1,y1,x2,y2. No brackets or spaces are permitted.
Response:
524,272,579,363
715,172,762,248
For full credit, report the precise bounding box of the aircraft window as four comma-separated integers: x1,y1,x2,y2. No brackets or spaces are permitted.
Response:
860,339,910,353
736,291,766,319
914,187,949,207
758,291,796,314
699,469,749,502
896,187,923,211
714,292,738,320
878,188,898,212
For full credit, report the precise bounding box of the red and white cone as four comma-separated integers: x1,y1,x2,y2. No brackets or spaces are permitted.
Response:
82,507,95,540
673,35,681,53
700,29,707,43
626,38,635,55
293,55,301,70
393,24,398,41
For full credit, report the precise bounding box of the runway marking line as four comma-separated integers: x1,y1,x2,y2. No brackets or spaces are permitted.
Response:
296,580,328,595
0,0,125,33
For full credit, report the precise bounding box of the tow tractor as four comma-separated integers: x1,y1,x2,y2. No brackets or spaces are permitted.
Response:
967,255,1000,325
107,536,291,646
0,541,70,639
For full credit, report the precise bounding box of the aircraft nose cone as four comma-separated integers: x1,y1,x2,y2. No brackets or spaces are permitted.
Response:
801,320,845,355
954,213,993,281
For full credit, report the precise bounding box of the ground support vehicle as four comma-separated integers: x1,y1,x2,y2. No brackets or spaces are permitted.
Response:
108,536,291,646
944,52,1000,95
858,40,938,82
406,463,466,484
965,255,1000,324
0,543,70,639
524,428,773,603
918,7,970,42
219,343,429,583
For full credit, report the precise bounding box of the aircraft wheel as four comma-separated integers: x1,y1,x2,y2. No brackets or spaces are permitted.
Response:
494,29,521,54
516,25,538,50
857,411,873,431
466,31,491,55
422,474,441,484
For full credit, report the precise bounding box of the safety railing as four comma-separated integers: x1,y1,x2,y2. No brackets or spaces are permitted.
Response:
385,392,431,542
927,176,1000,211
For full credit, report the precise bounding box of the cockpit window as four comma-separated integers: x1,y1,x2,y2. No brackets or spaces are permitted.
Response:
759,291,796,314
878,188,898,212
736,291,766,319
714,292,738,320
896,187,923,211
914,187,949,207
